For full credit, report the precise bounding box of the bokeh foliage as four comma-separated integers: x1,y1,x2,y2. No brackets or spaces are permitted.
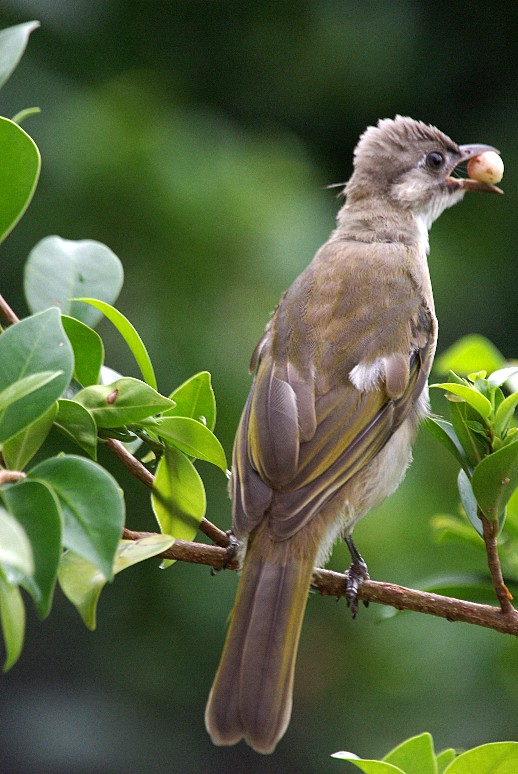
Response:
0,3,516,773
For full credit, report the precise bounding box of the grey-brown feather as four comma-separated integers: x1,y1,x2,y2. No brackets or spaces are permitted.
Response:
233,238,435,541
205,532,314,754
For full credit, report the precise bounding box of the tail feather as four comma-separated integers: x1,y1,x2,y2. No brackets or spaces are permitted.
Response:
205,539,315,754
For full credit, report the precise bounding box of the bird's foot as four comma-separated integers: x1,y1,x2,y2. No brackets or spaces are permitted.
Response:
210,530,239,575
343,536,370,618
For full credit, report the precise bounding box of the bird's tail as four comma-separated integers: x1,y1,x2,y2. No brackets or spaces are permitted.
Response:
205,532,315,754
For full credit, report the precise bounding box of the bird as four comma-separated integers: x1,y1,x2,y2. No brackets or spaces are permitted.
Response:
205,116,501,754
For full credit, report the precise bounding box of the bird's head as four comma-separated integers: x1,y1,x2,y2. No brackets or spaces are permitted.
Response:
345,116,502,227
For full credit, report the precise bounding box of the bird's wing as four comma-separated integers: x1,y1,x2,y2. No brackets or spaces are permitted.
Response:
232,312,434,541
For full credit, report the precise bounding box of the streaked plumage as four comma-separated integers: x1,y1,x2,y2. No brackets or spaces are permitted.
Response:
205,116,501,754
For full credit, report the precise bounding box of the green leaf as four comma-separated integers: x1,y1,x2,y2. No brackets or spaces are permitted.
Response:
430,514,484,549
0,370,62,412
2,480,62,618
330,751,404,773
58,535,174,630
74,377,174,428
458,469,483,536
165,371,217,431
448,401,488,469
0,506,34,580
444,741,518,773
437,749,456,773
61,315,104,387
152,446,206,543
0,308,74,443
435,335,506,376
494,391,518,438
507,487,518,525
54,399,98,459
152,416,227,471
471,440,518,520
0,21,39,89
29,456,124,580
431,382,492,419
383,732,436,774
2,403,57,470
0,117,40,245
423,417,468,472
0,572,25,670
74,298,156,389
24,237,124,326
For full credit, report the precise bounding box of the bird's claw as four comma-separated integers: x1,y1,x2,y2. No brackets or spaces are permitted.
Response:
343,545,369,618
210,530,239,575
344,558,369,617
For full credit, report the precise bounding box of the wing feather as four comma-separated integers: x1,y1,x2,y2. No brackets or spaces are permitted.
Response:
231,242,436,542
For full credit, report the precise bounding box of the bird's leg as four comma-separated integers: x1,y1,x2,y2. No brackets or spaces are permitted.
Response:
343,535,370,617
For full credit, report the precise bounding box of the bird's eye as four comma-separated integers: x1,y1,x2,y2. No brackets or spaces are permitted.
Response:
425,151,445,170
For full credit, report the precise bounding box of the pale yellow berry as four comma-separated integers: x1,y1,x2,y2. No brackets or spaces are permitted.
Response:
467,151,504,184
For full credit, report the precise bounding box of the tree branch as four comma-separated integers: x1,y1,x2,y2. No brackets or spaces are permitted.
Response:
0,293,20,325
108,438,230,547
481,513,514,615
121,528,518,637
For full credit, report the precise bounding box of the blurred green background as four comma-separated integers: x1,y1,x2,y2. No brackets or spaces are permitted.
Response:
0,2,516,772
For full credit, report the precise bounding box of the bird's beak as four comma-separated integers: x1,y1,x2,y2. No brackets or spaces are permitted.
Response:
448,143,503,194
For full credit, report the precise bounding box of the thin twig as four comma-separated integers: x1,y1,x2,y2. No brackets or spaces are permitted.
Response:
106,438,230,547
480,513,514,614
122,528,238,567
103,437,155,488
0,293,20,325
120,528,518,636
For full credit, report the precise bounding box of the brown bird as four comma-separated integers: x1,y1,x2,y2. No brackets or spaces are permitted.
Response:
205,116,501,754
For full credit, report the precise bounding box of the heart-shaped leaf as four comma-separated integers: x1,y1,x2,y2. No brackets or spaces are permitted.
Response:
24,237,123,325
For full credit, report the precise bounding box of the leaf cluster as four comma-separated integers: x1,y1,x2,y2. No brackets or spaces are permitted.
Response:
332,732,518,774
0,22,227,668
424,336,518,596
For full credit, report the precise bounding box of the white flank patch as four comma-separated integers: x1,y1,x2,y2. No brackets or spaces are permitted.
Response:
349,358,385,392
